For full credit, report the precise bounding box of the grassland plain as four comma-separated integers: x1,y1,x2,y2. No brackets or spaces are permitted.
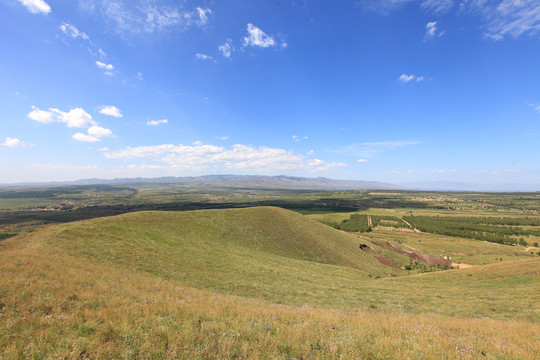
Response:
1,207,539,359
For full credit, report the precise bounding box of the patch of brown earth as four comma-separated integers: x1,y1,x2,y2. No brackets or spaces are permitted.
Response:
375,256,397,267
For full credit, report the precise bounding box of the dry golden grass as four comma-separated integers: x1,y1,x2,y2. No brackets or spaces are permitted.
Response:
1,208,539,359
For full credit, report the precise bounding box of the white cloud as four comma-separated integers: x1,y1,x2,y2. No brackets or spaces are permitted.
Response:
399,74,425,83
51,108,96,128
535,105,540,113
421,0,454,14
87,125,114,138
1,137,26,148
29,106,98,128
219,136,229,141
18,0,51,14
73,126,113,143
105,143,346,172
425,21,444,38
363,0,540,40
96,61,115,75
242,23,276,48
219,39,233,58
60,23,89,40
483,0,540,40
195,53,216,62
101,1,212,34
192,140,203,145
98,147,110,151
72,133,100,143
137,71,144,80
146,119,168,126
99,105,123,118
357,159,368,163
292,135,308,142
399,74,415,83
194,7,211,25
335,140,421,158
28,106,55,123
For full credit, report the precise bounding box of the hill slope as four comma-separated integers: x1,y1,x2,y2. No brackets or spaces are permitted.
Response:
1,207,539,358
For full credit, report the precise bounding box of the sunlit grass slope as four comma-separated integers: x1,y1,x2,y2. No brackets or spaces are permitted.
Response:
1,226,539,359
3,206,537,320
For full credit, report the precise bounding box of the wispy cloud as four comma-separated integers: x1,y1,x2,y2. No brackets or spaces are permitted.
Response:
334,140,421,158
18,0,51,14
1,137,26,148
421,0,454,15
105,143,346,172
399,74,424,83
362,0,540,40
146,119,168,126
292,135,308,142
100,1,212,35
99,105,122,118
60,23,89,40
425,21,444,39
219,39,234,58
482,0,540,40
195,53,216,62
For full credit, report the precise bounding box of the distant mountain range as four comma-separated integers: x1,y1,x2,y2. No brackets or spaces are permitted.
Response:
401,181,539,192
2,175,537,192
2,175,407,190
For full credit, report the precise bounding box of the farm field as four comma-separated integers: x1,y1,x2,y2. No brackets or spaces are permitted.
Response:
0,185,539,358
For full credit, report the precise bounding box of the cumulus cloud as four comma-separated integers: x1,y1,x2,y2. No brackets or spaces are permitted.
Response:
60,23,89,40
72,133,101,143
195,53,216,62
51,108,96,128
147,119,168,126
18,0,51,14
27,105,114,142
96,61,115,75
105,143,346,172
73,126,114,143
1,137,26,148
27,106,55,123
28,106,96,128
399,74,424,83
88,125,114,138
99,105,122,118
219,39,234,58
242,23,276,48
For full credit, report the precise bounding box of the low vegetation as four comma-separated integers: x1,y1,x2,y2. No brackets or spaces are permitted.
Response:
1,186,539,358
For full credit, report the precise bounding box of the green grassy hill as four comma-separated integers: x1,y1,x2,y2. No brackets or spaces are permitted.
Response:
1,206,539,358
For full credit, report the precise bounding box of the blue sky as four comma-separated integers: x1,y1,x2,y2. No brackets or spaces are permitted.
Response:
1,0,539,187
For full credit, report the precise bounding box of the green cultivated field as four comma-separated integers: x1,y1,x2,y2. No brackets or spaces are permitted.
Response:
1,186,539,358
